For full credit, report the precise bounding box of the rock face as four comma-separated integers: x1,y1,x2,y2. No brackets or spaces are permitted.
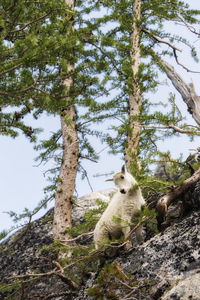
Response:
117,211,200,300
0,189,115,300
161,272,200,300
0,188,200,300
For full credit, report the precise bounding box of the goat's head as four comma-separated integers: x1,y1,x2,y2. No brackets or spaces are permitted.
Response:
106,165,136,194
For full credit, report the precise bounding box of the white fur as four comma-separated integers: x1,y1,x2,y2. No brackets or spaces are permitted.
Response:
94,166,145,249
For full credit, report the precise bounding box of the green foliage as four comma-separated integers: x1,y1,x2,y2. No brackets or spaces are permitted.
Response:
66,199,108,237
36,199,110,285
0,230,9,241
0,281,21,296
0,0,74,138
134,206,159,235
90,0,200,172
87,262,135,300
1,0,200,261
1,1,200,298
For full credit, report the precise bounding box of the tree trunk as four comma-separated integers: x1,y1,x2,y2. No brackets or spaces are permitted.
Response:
161,60,200,125
53,0,79,241
125,0,142,169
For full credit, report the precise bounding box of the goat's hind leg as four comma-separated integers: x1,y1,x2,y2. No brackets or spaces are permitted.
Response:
122,226,132,250
135,224,144,245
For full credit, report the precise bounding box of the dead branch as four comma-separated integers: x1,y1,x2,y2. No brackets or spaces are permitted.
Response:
161,60,200,125
5,270,57,281
145,124,200,136
173,49,200,74
125,216,150,241
5,266,78,290
157,166,200,219
142,28,182,52
42,291,77,300
177,16,200,37
61,231,94,243
143,27,200,73
52,260,64,274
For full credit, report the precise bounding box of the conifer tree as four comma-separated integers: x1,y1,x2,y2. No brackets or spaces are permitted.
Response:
126,0,142,169
0,0,73,140
53,0,79,241
93,0,200,178
1,0,200,241
0,0,106,238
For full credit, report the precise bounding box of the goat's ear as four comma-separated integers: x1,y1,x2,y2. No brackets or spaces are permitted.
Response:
121,165,126,174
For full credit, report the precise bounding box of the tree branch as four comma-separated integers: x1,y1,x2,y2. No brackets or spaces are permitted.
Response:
142,28,182,52
172,49,200,74
5,264,78,289
157,166,200,219
160,60,200,125
145,124,200,136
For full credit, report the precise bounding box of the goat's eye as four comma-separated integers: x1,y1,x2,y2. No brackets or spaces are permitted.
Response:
120,175,124,179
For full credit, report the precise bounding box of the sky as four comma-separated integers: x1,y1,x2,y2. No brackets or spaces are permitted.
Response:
0,0,200,233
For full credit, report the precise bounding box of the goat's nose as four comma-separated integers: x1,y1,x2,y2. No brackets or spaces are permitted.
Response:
120,189,126,194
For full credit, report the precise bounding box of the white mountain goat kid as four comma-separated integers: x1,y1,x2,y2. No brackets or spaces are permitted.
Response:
94,165,145,249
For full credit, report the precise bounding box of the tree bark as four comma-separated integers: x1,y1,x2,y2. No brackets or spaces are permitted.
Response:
53,0,79,241
157,166,200,220
161,60,200,125
125,0,142,169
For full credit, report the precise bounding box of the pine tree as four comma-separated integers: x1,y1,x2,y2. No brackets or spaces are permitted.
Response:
53,0,79,240
0,0,76,139
91,0,200,180
0,0,107,238
1,0,200,240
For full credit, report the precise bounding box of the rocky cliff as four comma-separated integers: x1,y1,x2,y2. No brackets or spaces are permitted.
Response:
0,187,199,300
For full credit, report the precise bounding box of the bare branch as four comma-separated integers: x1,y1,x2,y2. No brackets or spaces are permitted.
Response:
177,16,200,37
79,164,94,192
142,28,182,52
160,60,200,125
41,291,77,300
143,28,200,73
173,49,200,74
145,124,200,136
5,264,78,289
125,216,150,241
61,231,94,243
157,166,200,219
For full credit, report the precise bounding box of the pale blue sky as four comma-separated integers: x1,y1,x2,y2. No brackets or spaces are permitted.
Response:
1,0,200,233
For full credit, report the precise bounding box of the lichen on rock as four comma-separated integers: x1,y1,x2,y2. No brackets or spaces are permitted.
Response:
0,187,199,300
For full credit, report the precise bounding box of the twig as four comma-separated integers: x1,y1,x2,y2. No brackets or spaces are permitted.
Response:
117,279,135,290
41,291,77,300
61,231,94,243
145,124,200,136
52,260,64,274
178,16,200,37
143,28,200,73
104,240,130,249
142,28,182,52
79,155,98,163
5,269,57,280
121,288,138,300
173,48,200,74
5,267,78,289
79,164,94,192
125,216,150,241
